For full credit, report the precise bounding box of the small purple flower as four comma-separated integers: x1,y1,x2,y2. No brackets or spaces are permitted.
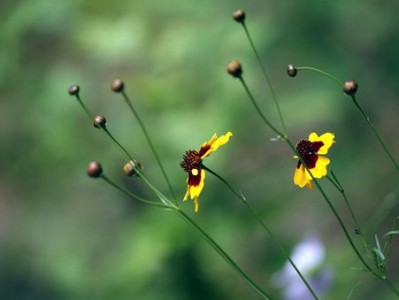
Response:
273,235,333,300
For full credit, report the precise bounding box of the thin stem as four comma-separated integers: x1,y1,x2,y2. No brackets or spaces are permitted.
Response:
327,172,369,251
241,22,287,135
102,127,133,162
294,68,399,173
101,174,173,209
350,95,399,173
73,93,135,162
238,74,376,276
238,77,285,138
296,66,343,87
383,278,399,297
75,94,94,120
175,208,272,300
203,165,319,300
101,171,270,299
284,139,377,277
120,90,177,201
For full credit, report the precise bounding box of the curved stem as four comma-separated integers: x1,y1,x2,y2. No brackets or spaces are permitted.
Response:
238,77,285,138
101,174,172,209
350,95,399,173
175,208,272,300
284,139,377,276
102,127,133,162
383,278,399,297
241,22,287,135
296,66,343,87
121,90,177,202
203,165,319,300
101,172,272,299
326,172,369,251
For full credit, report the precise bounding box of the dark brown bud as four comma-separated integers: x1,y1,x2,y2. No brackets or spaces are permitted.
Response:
111,79,124,93
68,85,80,96
93,115,106,129
86,161,103,178
227,60,243,78
343,80,358,96
287,64,297,77
232,9,245,23
123,160,142,177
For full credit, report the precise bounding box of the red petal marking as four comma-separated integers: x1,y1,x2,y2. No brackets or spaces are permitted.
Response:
198,145,211,157
188,168,202,187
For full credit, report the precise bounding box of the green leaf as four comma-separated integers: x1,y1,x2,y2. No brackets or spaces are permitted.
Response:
383,230,399,238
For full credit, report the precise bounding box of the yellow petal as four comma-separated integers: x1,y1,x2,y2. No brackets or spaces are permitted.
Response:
201,132,233,158
183,169,206,212
305,156,330,179
309,132,335,155
294,165,313,188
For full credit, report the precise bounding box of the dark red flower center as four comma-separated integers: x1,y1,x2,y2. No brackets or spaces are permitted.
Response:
180,150,202,173
296,140,324,169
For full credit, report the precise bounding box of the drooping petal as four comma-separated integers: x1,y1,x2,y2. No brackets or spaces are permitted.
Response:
199,132,233,158
294,165,313,189
183,168,205,212
309,132,335,155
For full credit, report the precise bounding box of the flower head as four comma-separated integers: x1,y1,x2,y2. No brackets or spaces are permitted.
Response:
180,132,233,212
294,132,335,189
273,235,333,300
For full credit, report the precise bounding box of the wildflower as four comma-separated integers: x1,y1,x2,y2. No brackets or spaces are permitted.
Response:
180,132,233,212
294,132,335,189
273,235,333,300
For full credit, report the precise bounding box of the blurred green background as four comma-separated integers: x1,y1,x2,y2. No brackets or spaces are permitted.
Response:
1,0,399,299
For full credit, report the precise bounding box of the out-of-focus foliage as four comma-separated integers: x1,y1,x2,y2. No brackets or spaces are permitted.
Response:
1,0,399,299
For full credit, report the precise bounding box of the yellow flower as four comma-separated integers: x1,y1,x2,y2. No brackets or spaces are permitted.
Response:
180,132,233,212
293,132,335,190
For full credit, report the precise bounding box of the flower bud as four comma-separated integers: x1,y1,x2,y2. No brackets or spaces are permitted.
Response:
123,160,142,177
287,64,297,77
232,9,245,23
111,79,124,93
68,85,80,96
227,60,243,78
87,161,103,178
93,115,107,129
343,80,358,95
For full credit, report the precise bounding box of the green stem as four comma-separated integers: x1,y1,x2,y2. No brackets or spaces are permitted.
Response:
350,95,399,173
383,278,399,297
73,93,135,162
121,90,177,201
202,165,319,300
327,172,369,252
101,174,172,209
284,139,377,277
238,77,285,138
101,172,272,298
241,22,287,135
238,73,376,277
175,208,272,300
102,127,133,162
296,66,343,87
75,94,94,120
294,68,399,173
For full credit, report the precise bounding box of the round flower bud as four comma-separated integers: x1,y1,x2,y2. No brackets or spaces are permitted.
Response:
68,85,80,96
93,115,107,129
343,80,358,96
287,64,297,77
123,160,142,177
86,161,103,178
227,60,243,78
232,9,245,23
111,79,124,93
